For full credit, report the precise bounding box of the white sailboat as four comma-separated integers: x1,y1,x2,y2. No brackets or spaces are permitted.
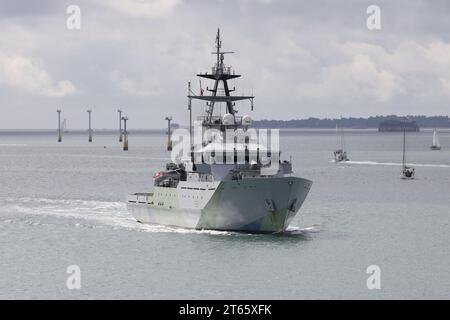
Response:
401,129,415,179
334,118,349,162
430,128,441,150
61,119,68,133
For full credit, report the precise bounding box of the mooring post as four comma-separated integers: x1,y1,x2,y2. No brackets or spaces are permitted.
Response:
87,109,92,142
122,116,128,151
57,109,62,142
118,109,123,142
165,116,172,151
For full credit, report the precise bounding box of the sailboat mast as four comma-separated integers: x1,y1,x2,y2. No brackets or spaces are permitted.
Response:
335,123,339,148
403,129,406,169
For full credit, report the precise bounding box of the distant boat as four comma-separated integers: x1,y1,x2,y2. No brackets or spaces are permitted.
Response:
334,118,349,162
401,129,415,179
430,128,441,150
61,119,68,133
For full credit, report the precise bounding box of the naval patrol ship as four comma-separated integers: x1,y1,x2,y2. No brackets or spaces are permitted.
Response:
126,30,312,233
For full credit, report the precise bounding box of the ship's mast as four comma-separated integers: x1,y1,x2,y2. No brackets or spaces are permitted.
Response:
188,29,254,130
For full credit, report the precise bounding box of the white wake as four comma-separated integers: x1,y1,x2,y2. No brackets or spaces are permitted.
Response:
1,197,316,237
341,160,450,168
0,197,231,236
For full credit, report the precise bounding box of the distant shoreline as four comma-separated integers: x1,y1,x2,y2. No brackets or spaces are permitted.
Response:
2,128,450,135
0,129,165,134
1,115,449,132
253,115,450,129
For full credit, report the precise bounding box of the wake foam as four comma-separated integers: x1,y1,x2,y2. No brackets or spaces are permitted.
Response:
0,197,231,236
48,154,170,161
1,197,315,237
344,160,450,168
285,224,321,236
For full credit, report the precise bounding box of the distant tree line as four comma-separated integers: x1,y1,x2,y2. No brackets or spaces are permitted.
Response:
252,115,450,129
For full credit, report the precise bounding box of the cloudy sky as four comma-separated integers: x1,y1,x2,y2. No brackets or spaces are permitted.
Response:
1,0,450,129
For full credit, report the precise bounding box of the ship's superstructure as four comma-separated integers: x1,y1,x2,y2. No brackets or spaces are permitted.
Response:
126,30,312,233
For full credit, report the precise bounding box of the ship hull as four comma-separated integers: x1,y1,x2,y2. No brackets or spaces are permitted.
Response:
127,177,312,233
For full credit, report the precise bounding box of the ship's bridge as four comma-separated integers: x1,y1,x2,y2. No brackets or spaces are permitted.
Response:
196,141,271,165
198,115,243,127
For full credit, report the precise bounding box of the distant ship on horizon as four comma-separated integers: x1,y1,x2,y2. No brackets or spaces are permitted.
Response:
378,118,420,132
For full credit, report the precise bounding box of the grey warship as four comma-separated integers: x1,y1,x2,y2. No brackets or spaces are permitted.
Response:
126,30,312,233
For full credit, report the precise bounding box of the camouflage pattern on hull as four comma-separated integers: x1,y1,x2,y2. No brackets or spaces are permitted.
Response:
127,177,312,233
197,177,311,232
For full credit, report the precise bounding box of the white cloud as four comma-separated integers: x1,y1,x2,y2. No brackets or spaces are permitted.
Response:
295,38,450,104
439,77,450,96
111,71,161,96
0,53,76,97
425,40,450,67
341,40,450,77
106,0,181,18
297,54,404,102
2,0,450,128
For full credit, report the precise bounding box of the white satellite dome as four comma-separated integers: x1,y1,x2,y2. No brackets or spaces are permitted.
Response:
242,115,252,126
222,113,235,125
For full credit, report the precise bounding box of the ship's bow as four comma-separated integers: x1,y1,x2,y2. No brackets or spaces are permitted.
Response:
197,176,312,233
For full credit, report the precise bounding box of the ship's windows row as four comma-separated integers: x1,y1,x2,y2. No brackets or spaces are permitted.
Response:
180,187,210,191
180,195,203,199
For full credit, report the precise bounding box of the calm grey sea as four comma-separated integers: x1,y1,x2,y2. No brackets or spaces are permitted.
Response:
0,129,449,299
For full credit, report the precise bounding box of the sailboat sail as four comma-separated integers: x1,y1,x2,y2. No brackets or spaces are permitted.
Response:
61,119,68,133
430,128,441,150
432,129,440,147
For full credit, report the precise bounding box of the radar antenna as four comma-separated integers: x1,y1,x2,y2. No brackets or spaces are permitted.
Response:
188,29,254,129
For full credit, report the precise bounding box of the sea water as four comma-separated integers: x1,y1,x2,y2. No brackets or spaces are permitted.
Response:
0,129,449,299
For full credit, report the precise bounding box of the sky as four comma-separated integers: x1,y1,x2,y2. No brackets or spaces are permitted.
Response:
1,0,450,129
